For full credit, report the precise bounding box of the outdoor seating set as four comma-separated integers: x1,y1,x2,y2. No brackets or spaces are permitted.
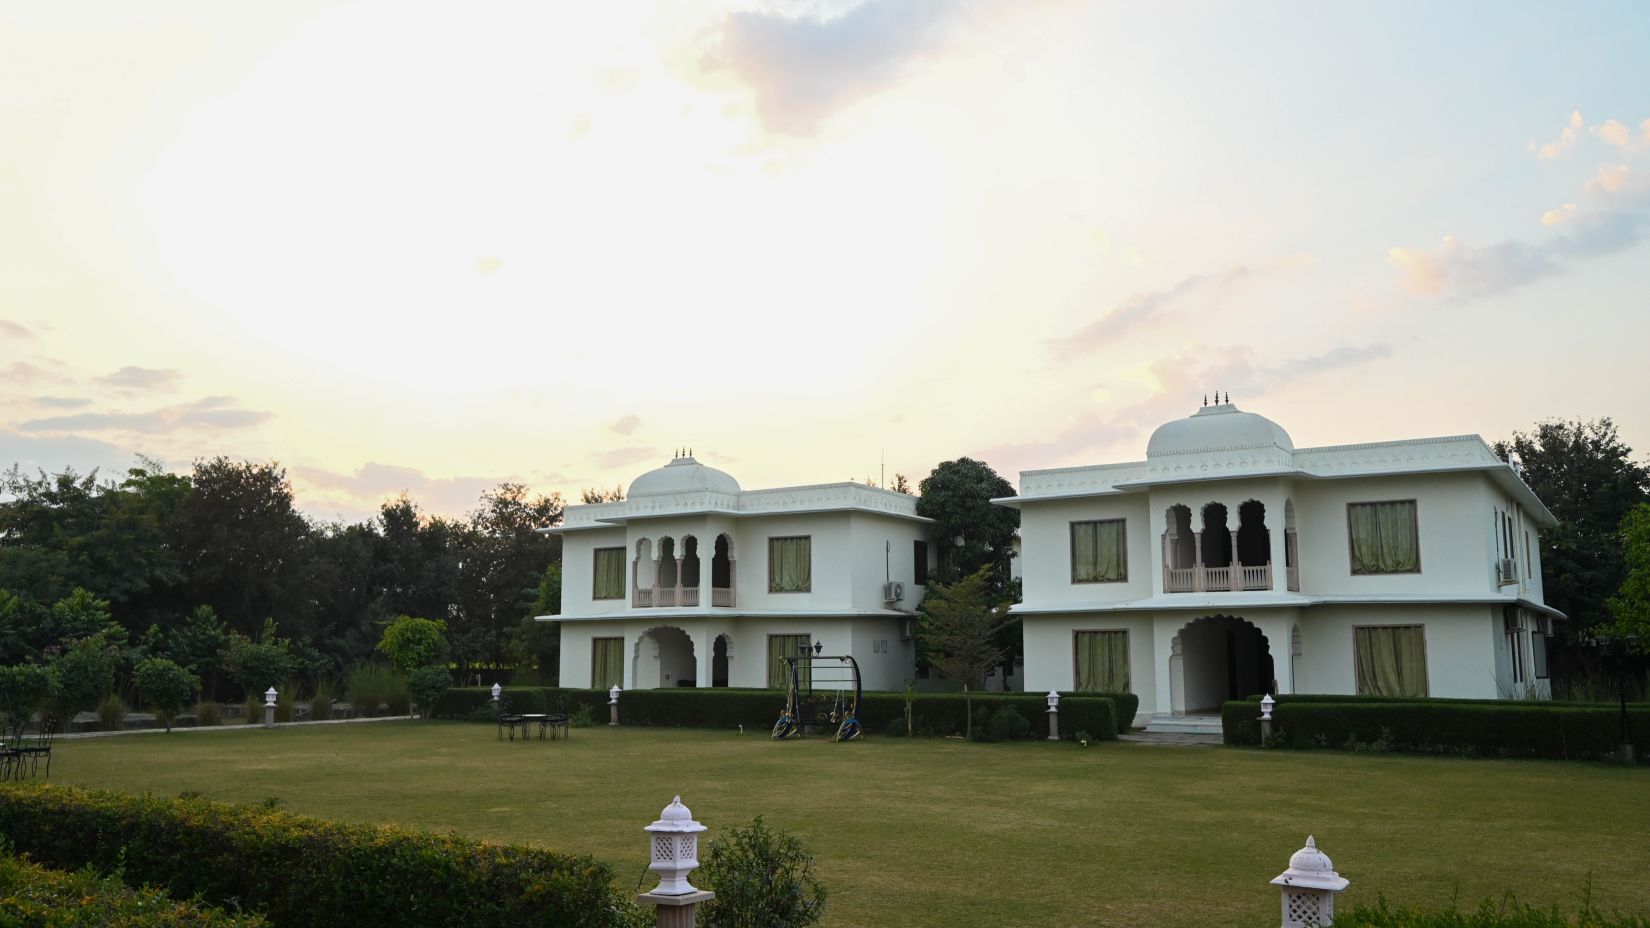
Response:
1,716,55,780
495,698,571,742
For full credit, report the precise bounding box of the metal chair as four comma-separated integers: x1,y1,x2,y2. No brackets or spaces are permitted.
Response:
19,715,55,779
544,697,571,741
496,698,525,741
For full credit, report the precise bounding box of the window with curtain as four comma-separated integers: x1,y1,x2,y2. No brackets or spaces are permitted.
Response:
590,637,624,690
768,536,812,593
592,547,625,600
767,634,811,689
1347,500,1421,574
1353,625,1428,697
1071,519,1128,583
1073,631,1130,692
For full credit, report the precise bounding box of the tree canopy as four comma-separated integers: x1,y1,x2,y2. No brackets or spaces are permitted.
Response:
915,458,1019,595
1605,503,1650,650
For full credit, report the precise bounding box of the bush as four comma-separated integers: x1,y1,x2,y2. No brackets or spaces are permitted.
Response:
274,681,297,723
408,666,452,718
0,665,53,731
1339,895,1650,928
135,659,200,732
347,664,405,718
195,701,221,727
49,635,117,718
0,783,642,928
96,694,126,732
376,616,449,675
986,706,1032,742
698,816,826,928
570,705,594,728
227,639,293,699
243,695,262,725
1222,698,1650,762
311,677,334,721
0,847,267,927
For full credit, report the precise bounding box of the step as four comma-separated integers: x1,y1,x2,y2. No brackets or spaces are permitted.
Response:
1144,714,1224,736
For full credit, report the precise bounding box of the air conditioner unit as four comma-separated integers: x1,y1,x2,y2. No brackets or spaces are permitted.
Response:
882,581,905,603
1496,558,1518,586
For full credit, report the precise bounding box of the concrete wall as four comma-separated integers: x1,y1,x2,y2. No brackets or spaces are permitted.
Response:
1017,495,1154,607
560,527,629,616
1293,603,1498,699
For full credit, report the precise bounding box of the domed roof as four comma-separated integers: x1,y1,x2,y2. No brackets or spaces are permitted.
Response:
1287,836,1335,874
1146,402,1293,457
627,454,741,498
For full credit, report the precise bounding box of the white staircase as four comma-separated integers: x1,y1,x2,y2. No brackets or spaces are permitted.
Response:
1145,713,1223,736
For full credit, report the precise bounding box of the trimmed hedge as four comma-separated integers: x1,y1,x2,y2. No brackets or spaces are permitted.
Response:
437,686,1128,740
0,850,268,927
0,784,641,928
1222,698,1650,762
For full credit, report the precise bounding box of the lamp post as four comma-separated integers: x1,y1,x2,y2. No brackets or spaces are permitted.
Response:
1046,690,1061,741
1271,836,1348,928
491,682,502,704
610,684,622,726
263,687,277,728
637,796,714,928
1259,693,1276,744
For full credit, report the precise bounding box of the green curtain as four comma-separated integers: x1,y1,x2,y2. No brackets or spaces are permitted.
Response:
591,637,624,689
1074,631,1130,692
767,635,811,689
1072,520,1127,582
1349,501,1420,573
592,548,625,599
1354,626,1428,697
768,537,812,593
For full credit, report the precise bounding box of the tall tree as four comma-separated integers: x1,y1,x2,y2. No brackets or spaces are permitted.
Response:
175,458,313,637
916,457,1020,598
449,483,563,668
917,567,1011,741
1496,419,1650,635
580,486,625,503
1606,503,1650,648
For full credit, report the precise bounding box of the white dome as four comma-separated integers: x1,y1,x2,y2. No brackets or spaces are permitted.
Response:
1146,403,1293,457
627,455,741,498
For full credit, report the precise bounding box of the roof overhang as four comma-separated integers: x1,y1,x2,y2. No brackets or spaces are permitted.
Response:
1010,592,1565,619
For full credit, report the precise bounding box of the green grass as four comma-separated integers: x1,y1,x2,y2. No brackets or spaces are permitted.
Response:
47,723,1650,928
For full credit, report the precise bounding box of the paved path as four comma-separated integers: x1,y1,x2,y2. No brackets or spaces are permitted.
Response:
1118,731,1222,747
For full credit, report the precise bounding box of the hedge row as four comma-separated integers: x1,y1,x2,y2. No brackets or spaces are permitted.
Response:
0,850,267,927
1222,698,1650,762
0,784,640,928
436,686,1133,740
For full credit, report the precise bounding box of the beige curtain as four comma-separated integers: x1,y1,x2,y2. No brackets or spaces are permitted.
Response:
769,537,812,592
1349,501,1420,573
767,635,811,689
593,548,625,599
1072,520,1128,582
1074,631,1130,692
591,637,624,690
1354,626,1428,697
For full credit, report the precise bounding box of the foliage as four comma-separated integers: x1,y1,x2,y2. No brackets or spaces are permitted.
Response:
1221,696,1649,762
533,562,563,617
1339,895,1650,928
134,658,200,732
227,622,294,696
0,847,268,927
985,705,1033,742
408,665,452,717
917,567,1011,739
698,816,827,928
175,459,313,638
195,701,221,726
347,664,406,718
310,677,334,721
0,783,643,928
915,458,1020,590
1495,419,1650,635
96,694,126,732
1604,503,1650,648
168,605,231,700
274,680,298,723
579,486,625,504
0,665,53,730
49,634,118,716
376,615,449,674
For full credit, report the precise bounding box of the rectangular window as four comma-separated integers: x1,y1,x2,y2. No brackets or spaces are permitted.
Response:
1532,617,1549,679
768,536,812,593
1073,631,1130,692
913,540,929,586
1503,607,1526,685
592,547,625,600
767,634,811,689
1353,625,1428,697
1071,519,1128,583
591,637,624,690
1347,500,1421,574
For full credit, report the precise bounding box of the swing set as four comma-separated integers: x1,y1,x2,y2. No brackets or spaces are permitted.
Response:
771,650,863,742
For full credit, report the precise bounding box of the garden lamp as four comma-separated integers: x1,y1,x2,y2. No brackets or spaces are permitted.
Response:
491,682,502,702
264,687,277,708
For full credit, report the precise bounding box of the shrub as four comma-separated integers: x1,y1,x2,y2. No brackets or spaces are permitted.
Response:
0,847,267,927
135,658,200,732
570,705,594,728
986,706,1032,742
1339,895,1650,928
408,666,452,718
274,681,298,723
385,682,412,717
310,677,334,721
243,695,262,725
195,701,221,727
347,664,404,717
698,816,826,928
96,694,126,732
376,616,449,675
227,638,293,699
49,635,117,718
0,664,53,732
0,783,642,928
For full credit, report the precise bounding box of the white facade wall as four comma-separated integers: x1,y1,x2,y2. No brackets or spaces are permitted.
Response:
1017,495,1154,605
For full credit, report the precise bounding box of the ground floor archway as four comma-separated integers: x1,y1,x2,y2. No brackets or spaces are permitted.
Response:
1170,615,1273,714
712,634,730,687
633,626,698,688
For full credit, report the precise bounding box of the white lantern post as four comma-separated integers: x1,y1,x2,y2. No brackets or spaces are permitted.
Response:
1271,836,1349,928
1045,690,1061,741
637,796,715,928
610,684,622,726
491,682,502,704
263,686,278,728
1259,693,1276,744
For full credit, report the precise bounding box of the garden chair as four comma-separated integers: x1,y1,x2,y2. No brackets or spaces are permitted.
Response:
1,716,29,781
496,698,525,742
19,716,55,779
544,697,571,741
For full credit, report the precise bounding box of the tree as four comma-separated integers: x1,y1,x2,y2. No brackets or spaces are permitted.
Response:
917,567,1011,741
1495,419,1650,636
407,665,452,719
175,458,313,637
0,664,53,731
580,485,625,503
916,458,1019,594
1605,504,1650,647
449,483,563,666
49,634,119,718
698,816,827,928
376,615,448,675
168,606,231,700
227,621,295,697
134,658,199,732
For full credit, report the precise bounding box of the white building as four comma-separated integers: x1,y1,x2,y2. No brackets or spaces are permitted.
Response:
999,401,1562,730
543,454,930,692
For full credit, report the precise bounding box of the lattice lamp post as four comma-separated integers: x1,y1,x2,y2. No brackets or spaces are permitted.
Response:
491,682,502,704
638,796,714,927
1260,693,1276,744
1046,690,1061,741
1271,836,1349,928
610,684,622,726
263,687,277,728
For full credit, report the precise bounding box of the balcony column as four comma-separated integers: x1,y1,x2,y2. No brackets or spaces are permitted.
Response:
1229,529,1240,591
1161,533,1170,591
1193,532,1205,592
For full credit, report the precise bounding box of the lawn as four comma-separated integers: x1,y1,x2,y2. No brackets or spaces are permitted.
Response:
44,722,1650,928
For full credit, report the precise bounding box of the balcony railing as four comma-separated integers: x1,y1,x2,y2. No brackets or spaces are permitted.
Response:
711,587,735,607
1160,562,1274,593
631,583,736,608
633,588,653,607
1165,568,1196,593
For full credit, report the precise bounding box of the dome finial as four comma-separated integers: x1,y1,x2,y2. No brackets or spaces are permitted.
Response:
1224,391,1230,404
1202,393,1208,407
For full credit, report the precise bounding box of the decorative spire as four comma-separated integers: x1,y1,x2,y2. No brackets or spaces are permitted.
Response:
1224,391,1230,404
1202,393,1208,407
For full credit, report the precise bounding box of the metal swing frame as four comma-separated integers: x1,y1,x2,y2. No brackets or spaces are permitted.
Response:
771,653,863,741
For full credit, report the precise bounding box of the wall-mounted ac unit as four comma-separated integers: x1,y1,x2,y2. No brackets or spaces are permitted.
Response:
1496,558,1518,586
882,581,905,603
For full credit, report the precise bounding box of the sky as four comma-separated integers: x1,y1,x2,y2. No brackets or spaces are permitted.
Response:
3,0,1648,523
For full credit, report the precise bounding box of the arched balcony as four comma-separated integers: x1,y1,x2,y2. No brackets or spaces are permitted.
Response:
629,533,737,608
1161,500,1275,593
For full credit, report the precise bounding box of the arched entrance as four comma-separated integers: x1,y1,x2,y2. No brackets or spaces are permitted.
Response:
712,634,731,687
1171,615,1274,714
633,626,698,689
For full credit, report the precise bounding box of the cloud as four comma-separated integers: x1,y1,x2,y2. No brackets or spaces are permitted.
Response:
1530,110,1584,159
1054,266,1252,360
288,461,537,521
1540,203,1578,226
1591,119,1637,151
0,362,66,386
592,445,657,469
0,319,33,340
0,429,140,481
608,414,642,435
18,396,272,435
31,396,92,409
96,366,183,392
1270,343,1393,378
703,0,968,135
1386,236,1560,299
1586,163,1633,195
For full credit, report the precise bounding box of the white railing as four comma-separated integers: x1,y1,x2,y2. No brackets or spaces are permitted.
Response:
633,588,653,607
1165,567,1196,593
680,588,699,607
1203,566,1232,591
1240,564,1271,591
711,587,735,607
655,587,677,607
